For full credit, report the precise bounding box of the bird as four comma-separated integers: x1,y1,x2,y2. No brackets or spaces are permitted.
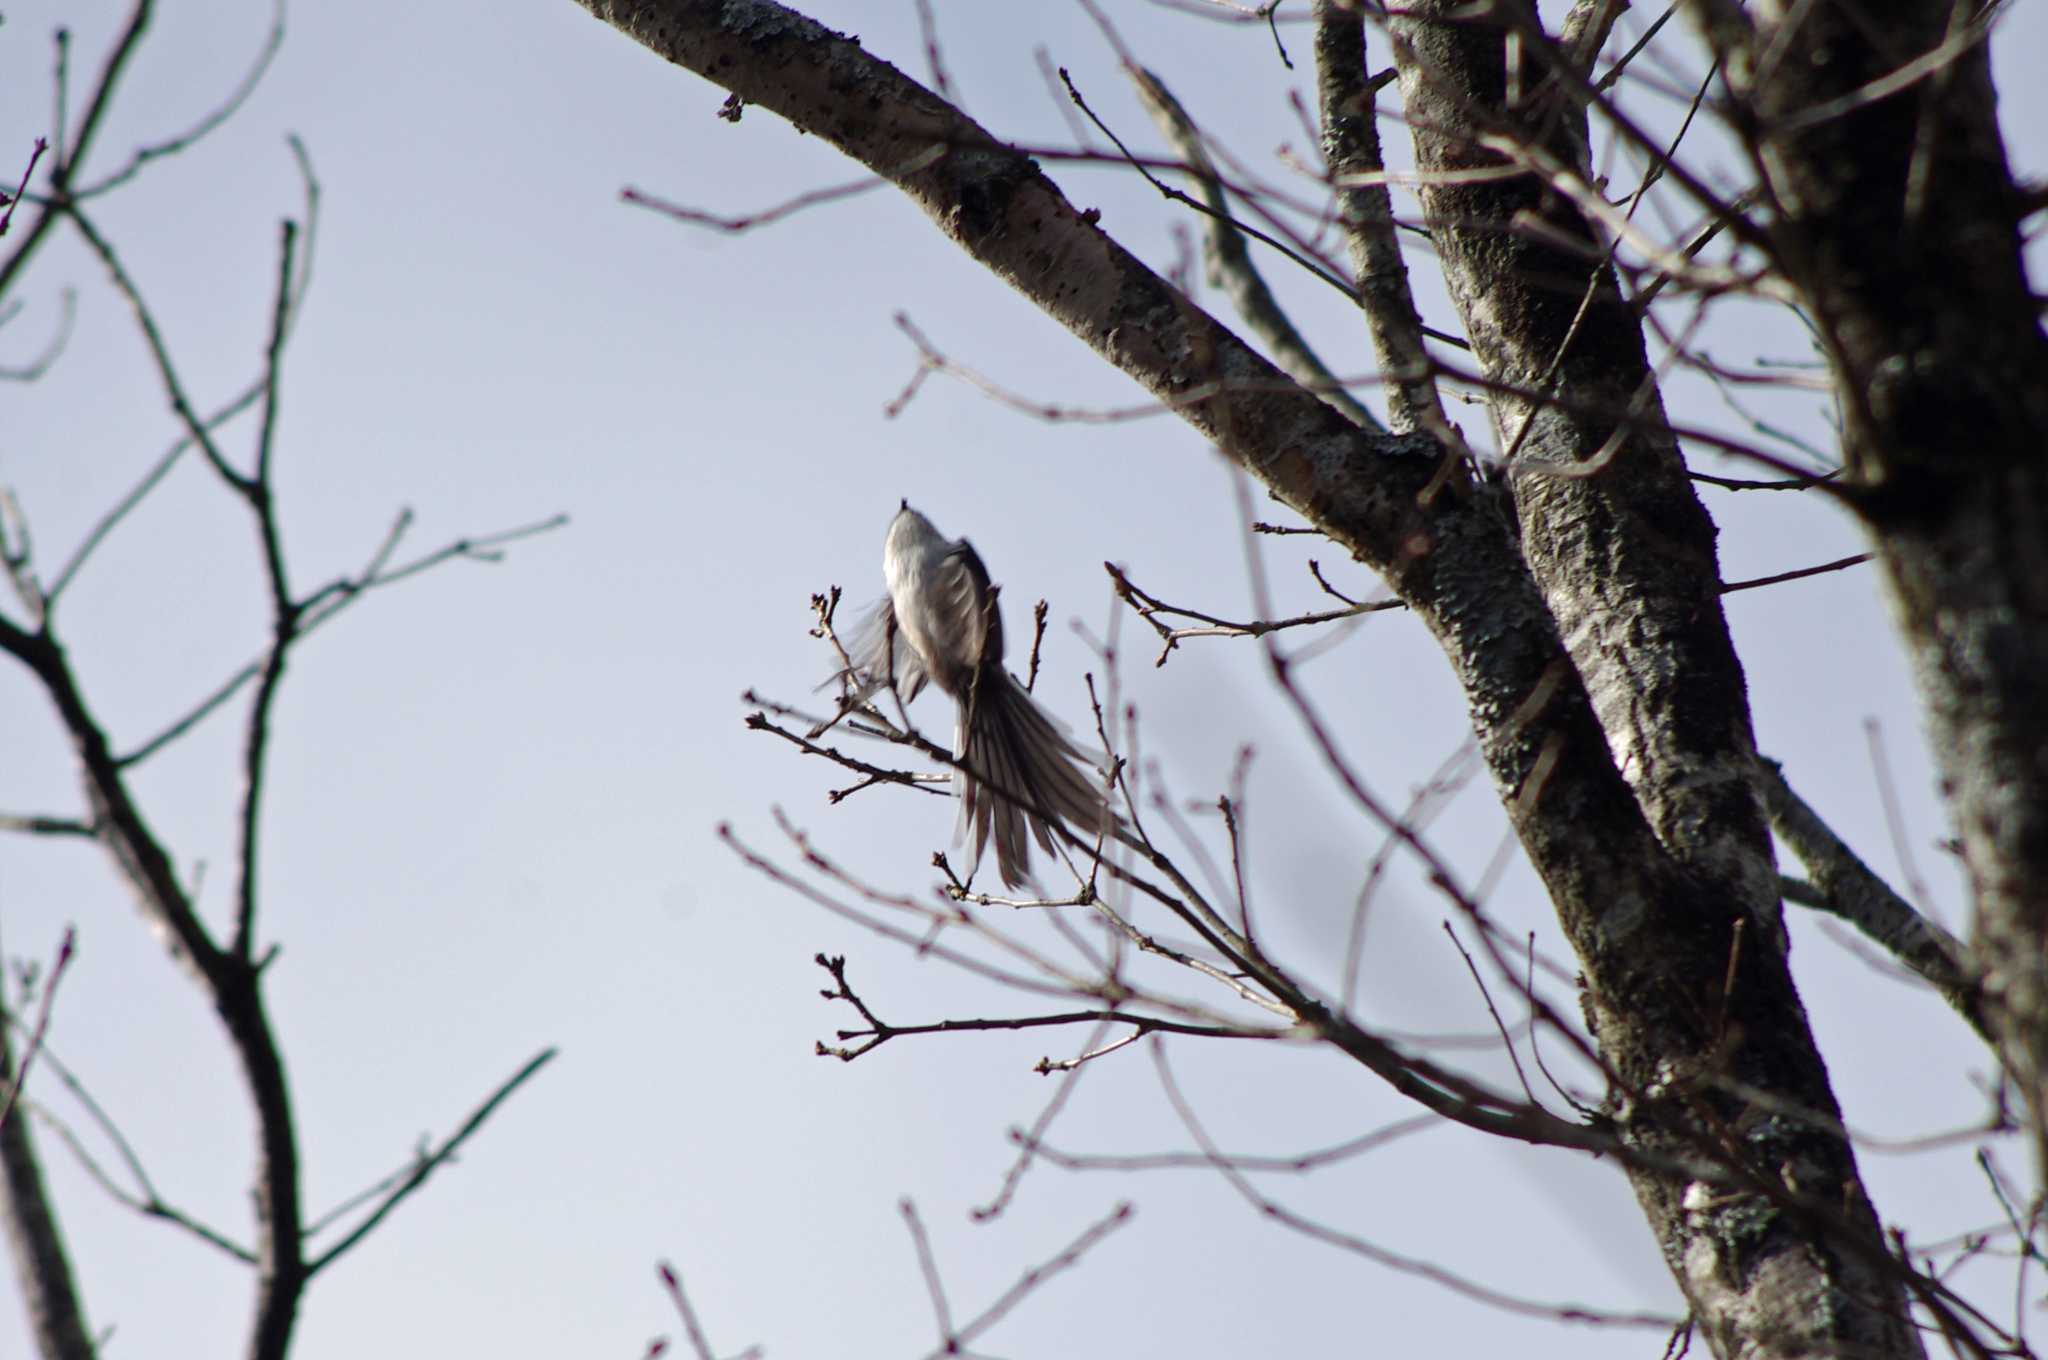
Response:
831,502,1118,889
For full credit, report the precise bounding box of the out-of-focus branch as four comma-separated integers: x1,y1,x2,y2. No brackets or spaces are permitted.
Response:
1147,1038,1679,1330
1310,0,1446,434
0,287,75,383
70,0,287,201
1016,1110,1442,1174
0,984,94,1360
906,1195,1134,1355
650,1259,762,1360
0,602,311,1359
0,929,74,1134
0,0,151,301
115,511,567,769
1129,67,1384,432
306,1049,556,1274
1761,760,1989,1042
0,814,94,838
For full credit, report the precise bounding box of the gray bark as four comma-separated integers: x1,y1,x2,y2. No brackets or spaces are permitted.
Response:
0,1023,96,1360
0,621,307,1360
1694,0,2048,1169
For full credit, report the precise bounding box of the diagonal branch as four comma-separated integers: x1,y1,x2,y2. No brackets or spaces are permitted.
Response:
1130,67,1385,432
0,990,95,1360
306,1048,556,1275
1761,759,1989,1042
0,0,151,302
1311,0,1448,434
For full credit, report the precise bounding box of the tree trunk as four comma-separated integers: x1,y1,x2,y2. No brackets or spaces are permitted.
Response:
1698,0,2048,1163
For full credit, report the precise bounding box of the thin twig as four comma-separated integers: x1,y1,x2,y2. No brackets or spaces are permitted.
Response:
901,1198,956,1346
72,0,287,201
1720,553,1871,594
1017,1110,1441,1173
947,1201,1135,1352
117,513,568,767
1441,921,1541,1107
0,139,49,237
0,927,76,1132
305,1048,556,1274
1148,1038,1677,1328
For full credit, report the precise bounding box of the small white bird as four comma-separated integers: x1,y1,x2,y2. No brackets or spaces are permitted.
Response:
836,502,1117,888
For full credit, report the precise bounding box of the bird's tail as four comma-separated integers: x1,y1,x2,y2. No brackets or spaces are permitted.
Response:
955,669,1119,889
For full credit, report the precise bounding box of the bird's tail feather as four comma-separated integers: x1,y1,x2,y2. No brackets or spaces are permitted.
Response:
956,670,1118,889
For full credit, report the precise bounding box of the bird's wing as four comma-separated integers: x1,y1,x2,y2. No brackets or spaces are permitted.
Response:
842,595,929,703
934,538,1005,674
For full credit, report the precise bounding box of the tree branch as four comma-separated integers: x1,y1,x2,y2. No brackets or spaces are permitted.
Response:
1761,759,1989,1042
1311,0,1448,434
306,1048,556,1275
1129,67,1385,431
0,988,95,1360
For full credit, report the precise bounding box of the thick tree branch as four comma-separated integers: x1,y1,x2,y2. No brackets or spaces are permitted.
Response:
0,0,151,303
1761,760,1989,1042
0,550,308,1360
0,936,93,1360
1311,0,1448,434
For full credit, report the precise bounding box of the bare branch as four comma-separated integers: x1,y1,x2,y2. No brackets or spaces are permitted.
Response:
0,954,94,1360
46,381,262,604
62,205,249,492
946,1200,1134,1354
1130,66,1385,431
900,1198,955,1345
1106,559,1399,665
972,1017,1112,1224
1720,553,1871,594
651,1260,761,1360
811,953,1282,1063
0,928,74,1134
0,814,94,839
1148,1038,1679,1329
910,0,957,106
1440,922,1541,1108
1761,760,1989,1042
118,512,568,768
1311,1,1447,433
0,0,150,300
71,0,288,201
0,286,75,383
229,218,305,960
744,710,949,804
1018,1110,1442,1174
306,1048,556,1275
622,170,900,232
0,139,49,238
24,1100,254,1264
